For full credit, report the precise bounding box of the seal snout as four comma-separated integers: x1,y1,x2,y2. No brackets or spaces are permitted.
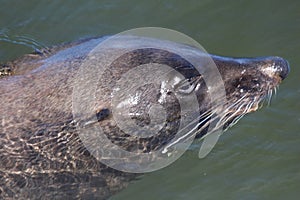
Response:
264,56,290,80
274,57,290,80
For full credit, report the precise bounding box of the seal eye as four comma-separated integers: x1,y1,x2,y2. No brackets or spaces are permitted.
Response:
174,78,200,94
174,78,197,94
96,108,110,121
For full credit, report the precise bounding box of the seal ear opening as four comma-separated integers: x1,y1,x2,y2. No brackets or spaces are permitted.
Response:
96,108,111,121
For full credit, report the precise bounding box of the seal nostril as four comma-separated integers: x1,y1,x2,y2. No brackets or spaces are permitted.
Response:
275,57,290,80
280,59,290,80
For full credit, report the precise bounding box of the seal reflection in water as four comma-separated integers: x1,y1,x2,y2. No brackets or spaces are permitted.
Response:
0,36,289,199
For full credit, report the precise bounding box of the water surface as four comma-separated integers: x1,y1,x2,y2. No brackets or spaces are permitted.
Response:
0,0,299,199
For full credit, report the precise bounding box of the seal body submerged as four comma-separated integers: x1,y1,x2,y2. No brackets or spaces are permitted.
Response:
0,36,289,199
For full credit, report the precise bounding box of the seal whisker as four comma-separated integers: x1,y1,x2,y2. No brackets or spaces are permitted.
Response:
267,89,273,106
217,94,259,131
225,102,245,121
162,109,219,153
179,93,250,142
174,103,219,135
222,101,246,131
274,86,278,96
223,93,248,112
227,100,256,128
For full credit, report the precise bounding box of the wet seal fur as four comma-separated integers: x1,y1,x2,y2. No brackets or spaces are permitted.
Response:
0,36,289,199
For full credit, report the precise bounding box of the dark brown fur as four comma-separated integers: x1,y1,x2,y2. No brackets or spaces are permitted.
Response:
0,36,289,199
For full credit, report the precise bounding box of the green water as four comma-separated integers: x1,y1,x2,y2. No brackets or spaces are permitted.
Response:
0,0,299,199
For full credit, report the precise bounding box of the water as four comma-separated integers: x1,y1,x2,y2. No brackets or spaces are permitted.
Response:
0,0,299,199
